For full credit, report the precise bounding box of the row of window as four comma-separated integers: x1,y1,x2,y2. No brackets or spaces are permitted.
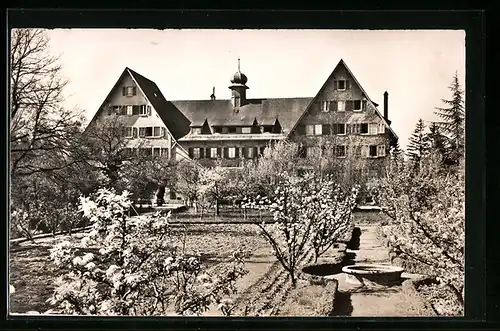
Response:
188,144,387,160
123,147,169,157
320,100,367,112
299,123,386,136
123,126,165,138
191,125,279,135
299,145,386,158
189,147,264,159
108,104,151,116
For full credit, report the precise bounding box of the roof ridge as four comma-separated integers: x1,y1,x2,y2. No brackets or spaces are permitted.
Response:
170,96,313,102
126,67,158,87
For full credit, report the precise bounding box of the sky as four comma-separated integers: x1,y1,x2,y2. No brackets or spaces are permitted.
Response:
44,29,465,150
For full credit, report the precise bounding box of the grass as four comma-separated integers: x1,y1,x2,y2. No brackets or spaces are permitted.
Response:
8,224,273,315
9,243,60,313
9,210,370,315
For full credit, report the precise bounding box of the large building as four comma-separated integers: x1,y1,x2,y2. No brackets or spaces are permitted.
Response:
89,59,398,179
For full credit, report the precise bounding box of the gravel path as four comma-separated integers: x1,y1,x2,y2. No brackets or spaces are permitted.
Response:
328,225,435,317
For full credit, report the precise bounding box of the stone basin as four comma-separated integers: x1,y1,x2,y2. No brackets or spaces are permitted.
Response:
342,264,404,286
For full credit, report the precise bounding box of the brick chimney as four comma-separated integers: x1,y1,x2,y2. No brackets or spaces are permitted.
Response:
383,91,391,125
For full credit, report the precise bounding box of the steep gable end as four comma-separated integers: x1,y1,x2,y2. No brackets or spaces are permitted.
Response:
289,59,398,140
87,68,144,126
126,68,191,140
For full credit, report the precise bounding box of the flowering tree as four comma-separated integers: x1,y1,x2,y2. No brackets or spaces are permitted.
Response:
48,188,247,316
197,166,230,217
309,178,359,263
241,173,307,286
378,153,464,312
176,160,201,212
243,172,359,286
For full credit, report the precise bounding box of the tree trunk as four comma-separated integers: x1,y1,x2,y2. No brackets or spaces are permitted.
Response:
290,270,297,288
216,199,220,216
156,185,165,206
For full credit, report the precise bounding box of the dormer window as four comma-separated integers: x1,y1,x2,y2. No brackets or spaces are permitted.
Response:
192,127,201,134
242,127,251,134
263,126,274,133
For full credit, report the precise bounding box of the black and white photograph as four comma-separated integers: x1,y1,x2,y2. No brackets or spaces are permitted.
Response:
9,28,465,317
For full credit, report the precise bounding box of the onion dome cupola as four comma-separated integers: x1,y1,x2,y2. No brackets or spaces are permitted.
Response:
229,58,249,108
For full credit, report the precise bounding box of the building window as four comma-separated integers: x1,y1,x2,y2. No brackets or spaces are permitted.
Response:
139,105,148,116
361,123,369,134
305,125,315,135
193,148,201,159
314,124,323,135
262,126,274,133
337,80,346,90
247,147,254,158
124,127,133,138
161,148,169,157
333,123,346,135
378,123,386,134
214,127,223,134
377,145,386,157
228,127,237,134
335,145,346,158
222,127,229,134
126,105,133,115
153,147,161,157
124,86,136,96
369,146,378,157
210,147,218,158
139,126,163,138
368,123,378,135
321,101,331,112
337,101,345,112
242,127,251,134
192,127,201,134
228,147,236,158
353,100,362,111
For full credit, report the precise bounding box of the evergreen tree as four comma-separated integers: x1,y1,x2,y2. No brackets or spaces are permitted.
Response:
434,72,465,164
390,140,405,164
427,122,449,155
407,118,431,166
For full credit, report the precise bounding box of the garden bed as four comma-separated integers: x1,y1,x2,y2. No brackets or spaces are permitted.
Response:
9,224,272,315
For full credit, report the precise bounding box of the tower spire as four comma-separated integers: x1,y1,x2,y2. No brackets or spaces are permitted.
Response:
238,58,240,71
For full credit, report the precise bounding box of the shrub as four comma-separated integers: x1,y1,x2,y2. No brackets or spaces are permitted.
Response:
378,154,464,313
48,188,247,316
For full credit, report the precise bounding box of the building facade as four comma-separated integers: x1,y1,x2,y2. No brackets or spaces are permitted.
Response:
90,59,398,179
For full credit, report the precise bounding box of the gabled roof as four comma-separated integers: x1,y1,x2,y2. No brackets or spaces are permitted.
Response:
127,68,191,140
88,67,191,140
339,60,398,140
171,97,312,135
289,59,398,140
